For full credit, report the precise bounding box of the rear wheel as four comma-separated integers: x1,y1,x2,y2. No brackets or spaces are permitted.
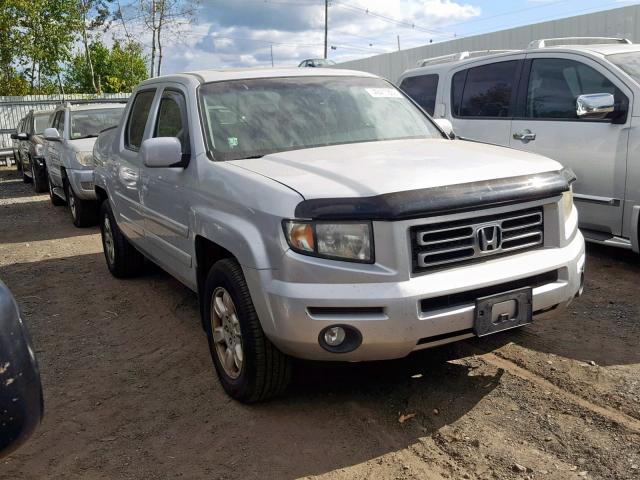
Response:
65,180,98,227
203,259,291,403
99,200,144,278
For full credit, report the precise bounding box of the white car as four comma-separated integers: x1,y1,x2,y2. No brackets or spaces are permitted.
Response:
93,67,584,402
44,102,125,227
398,37,640,253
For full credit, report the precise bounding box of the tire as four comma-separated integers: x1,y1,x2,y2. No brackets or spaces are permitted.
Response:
203,258,291,403
48,174,65,206
99,200,144,278
16,156,22,172
31,161,48,193
65,180,98,227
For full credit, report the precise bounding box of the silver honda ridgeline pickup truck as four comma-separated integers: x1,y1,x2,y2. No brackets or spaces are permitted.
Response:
93,68,585,402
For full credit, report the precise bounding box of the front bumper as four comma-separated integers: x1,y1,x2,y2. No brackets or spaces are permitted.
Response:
67,168,97,201
246,231,585,361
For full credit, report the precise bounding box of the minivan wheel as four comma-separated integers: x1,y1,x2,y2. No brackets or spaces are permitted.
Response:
31,161,48,193
203,259,291,403
99,200,144,278
65,181,98,227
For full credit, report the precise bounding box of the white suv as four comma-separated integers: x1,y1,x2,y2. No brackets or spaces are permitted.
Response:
398,37,640,253
44,102,125,227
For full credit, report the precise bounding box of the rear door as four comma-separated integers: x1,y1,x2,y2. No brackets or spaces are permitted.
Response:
139,84,194,286
509,54,632,236
112,88,157,244
444,56,525,146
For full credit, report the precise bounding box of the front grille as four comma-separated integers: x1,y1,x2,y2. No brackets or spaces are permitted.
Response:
411,207,544,273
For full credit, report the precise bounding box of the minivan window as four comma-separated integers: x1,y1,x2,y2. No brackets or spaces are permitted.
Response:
399,74,439,115
126,90,156,150
453,61,518,118
526,58,625,120
198,76,441,161
154,90,189,153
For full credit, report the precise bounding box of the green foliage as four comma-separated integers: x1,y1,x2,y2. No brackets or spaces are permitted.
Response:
65,39,148,93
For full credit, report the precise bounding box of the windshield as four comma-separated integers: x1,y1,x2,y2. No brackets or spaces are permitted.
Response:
34,114,51,134
607,51,640,84
70,108,124,139
199,76,440,161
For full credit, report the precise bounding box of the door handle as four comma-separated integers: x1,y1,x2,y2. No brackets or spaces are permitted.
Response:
513,129,536,142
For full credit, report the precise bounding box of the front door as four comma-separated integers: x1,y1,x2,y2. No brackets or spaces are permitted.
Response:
509,55,631,236
139,85,194,288
46,111,65,187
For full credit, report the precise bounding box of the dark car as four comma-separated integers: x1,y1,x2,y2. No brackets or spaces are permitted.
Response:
11,117,27,171
13,110,53,193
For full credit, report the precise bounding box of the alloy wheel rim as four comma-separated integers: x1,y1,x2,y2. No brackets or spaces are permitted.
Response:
103,216,115,265
210,287,244,379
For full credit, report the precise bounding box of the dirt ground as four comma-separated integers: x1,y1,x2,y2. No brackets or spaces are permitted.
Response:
1,165,639,480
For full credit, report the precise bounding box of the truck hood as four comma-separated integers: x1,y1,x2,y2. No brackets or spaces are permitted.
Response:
228,138,563,199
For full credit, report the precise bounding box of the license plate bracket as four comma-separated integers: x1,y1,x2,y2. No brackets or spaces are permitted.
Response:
474,287,533,337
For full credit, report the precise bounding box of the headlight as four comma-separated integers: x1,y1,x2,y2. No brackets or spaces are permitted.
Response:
34,144,44,156
75,151,93,166
562,186,574,220
283,221,373,263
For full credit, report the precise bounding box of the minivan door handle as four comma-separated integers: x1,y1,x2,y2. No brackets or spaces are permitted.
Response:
513,129,536,142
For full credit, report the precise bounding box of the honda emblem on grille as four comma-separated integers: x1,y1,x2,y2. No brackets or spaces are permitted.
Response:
478,225,502,252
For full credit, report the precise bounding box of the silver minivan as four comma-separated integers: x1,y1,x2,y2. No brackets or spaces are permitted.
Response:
398,37,640,253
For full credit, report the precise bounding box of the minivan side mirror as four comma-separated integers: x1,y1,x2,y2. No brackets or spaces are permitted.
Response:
16,133,29,141
140,137,184,168
434,118,456,139
43,128,60,141
576,93,615,119
0,281,43,459
10,133,18,140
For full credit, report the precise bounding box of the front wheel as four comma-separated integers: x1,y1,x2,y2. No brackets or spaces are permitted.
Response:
99,200,144,278
65,180,98,227
204,259,291,403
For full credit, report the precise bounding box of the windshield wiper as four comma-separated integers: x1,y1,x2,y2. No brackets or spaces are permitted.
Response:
72,134,100,140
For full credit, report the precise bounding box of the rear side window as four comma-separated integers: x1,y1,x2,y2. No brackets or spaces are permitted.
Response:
452,61,519,118
154,90,190,154
399,74,439,115
125,90,156,150
526,58,626,120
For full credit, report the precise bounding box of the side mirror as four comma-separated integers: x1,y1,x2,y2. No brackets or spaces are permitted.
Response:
576,93,615,119
10,133,18,140
140,137,184,168
43,128,60,142
0,281,43,459
17,133,29,141
434,118,456,139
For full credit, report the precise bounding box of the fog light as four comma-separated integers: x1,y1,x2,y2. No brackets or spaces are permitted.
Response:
324,326,346,347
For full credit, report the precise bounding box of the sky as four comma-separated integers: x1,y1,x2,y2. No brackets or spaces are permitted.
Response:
111,0,640,73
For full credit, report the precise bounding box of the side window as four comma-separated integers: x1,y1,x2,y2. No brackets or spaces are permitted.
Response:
153,89,190,154
57,112,66,137
451,70,466,117
454,61,519,118
399,74,439,115
526,58,627,120
125,90,156,150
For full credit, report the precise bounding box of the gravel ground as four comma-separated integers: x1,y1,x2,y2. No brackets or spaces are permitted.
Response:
1,166,639,480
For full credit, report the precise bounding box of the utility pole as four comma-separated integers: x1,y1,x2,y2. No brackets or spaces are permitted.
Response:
397,35,401,51
324,0,328,59
270,45,274,67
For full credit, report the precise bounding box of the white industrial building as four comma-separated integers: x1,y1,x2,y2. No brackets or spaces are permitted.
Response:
338,4,640,82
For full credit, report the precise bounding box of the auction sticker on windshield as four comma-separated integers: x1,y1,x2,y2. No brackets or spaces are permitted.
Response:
365,88,403,98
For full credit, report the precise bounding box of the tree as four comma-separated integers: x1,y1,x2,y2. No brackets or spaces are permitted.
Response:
78,0,114,93
137,0,197,77
65,38,148,93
